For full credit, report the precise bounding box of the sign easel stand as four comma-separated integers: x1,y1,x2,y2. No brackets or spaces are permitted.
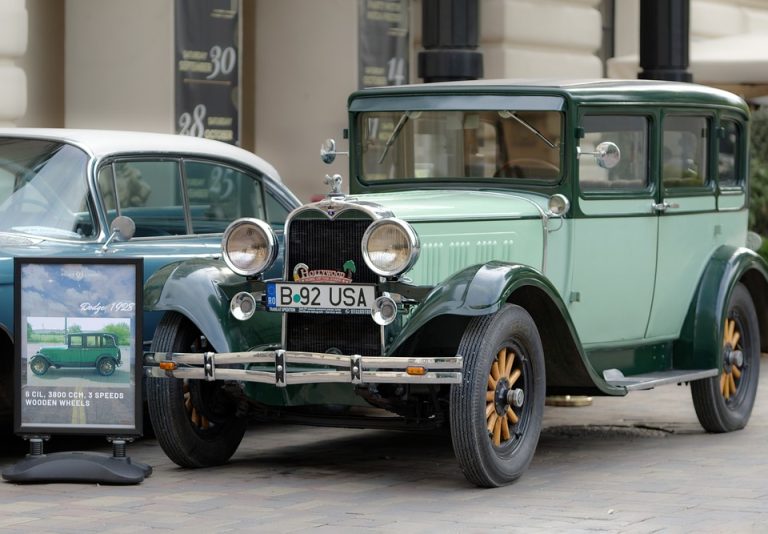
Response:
2,435,152,485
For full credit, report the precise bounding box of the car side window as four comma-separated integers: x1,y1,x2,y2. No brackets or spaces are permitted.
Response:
265,187,291,227
719,119,741,188
69,336,82,348
579,115,649,191
183,161,266,234
662,115,709,190
99,160,186,237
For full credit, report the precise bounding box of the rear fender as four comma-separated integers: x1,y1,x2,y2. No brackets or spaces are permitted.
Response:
144,259,280,352
675,246,768,369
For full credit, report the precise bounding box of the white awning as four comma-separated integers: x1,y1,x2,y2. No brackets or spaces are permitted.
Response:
607,34,768,85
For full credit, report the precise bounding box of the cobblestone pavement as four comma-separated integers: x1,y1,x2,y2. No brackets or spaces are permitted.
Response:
1,357,767,532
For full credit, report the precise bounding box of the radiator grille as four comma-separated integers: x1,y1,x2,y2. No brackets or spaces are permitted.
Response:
285,216,381,355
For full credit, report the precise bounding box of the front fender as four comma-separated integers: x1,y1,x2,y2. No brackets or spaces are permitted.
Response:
392,262,557,349
389,261,623,395
144,258,281,353
675,246,768,370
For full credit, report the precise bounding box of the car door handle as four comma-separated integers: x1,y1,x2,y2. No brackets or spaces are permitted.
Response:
652,201,680,213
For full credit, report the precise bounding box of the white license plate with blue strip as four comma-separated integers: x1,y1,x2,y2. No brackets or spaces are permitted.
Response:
266,283,375,315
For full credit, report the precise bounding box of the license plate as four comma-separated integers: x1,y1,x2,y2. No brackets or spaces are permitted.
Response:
266,283,376,315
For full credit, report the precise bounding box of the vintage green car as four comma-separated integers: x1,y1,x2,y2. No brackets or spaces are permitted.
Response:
31,332,122,376
144,80,767,487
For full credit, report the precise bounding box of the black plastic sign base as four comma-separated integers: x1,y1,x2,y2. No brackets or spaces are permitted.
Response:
2,451,152,485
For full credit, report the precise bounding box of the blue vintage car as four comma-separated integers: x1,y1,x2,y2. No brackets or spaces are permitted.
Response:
0,128,300,419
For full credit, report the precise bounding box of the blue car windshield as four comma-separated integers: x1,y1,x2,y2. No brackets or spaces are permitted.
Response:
0,138,95,239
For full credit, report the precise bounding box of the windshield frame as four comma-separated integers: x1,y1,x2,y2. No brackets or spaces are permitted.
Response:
350,94,567,189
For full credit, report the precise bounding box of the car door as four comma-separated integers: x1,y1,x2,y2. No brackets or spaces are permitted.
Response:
645,112,721,340
67,334,85,368
569,111,658,351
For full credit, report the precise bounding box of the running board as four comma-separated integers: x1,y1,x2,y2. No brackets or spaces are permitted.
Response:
603,368,718,391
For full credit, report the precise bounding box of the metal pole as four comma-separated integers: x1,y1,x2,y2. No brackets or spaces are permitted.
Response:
417,0,483,83
638,0,692,82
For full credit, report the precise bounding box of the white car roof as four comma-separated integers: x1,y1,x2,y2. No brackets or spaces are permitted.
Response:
0,127,286,187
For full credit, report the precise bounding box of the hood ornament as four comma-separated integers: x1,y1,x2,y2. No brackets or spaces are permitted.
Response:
324,174,344,198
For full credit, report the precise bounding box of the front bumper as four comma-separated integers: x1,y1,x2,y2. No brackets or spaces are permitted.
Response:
144,350,462,386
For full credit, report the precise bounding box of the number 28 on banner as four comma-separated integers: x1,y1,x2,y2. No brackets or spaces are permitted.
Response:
178,104,206,137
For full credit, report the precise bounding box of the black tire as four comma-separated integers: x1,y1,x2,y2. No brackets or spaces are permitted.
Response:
691,283,760,432
29,356,49,376
146,312,246,467
96,357,116,376
450,304,546,487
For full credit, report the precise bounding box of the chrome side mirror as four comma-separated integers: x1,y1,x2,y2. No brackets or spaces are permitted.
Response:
320,138,349,165
101,216,135,252
546,194,570,217
578,141,621,169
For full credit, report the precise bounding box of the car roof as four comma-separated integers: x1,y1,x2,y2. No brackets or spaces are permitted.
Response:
350,78,748,113
0,128,287,185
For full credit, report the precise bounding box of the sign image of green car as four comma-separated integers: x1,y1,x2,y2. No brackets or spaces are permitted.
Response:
31,332,122,377
143,79,768,487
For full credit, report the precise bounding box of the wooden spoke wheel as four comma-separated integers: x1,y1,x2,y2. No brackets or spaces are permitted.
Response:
146,312,246,467
184,381,210,430
29,356,49,376
692,283,760,433
720,317,744,402
451,304,545,487
485,347,525,448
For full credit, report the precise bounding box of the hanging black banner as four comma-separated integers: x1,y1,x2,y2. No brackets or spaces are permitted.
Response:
175,0,241,145
358,0,410,88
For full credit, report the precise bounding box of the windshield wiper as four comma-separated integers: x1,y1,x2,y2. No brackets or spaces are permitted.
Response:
499,110,559,149
377,111,418,164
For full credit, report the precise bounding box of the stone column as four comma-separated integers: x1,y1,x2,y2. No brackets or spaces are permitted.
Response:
0,0,28,126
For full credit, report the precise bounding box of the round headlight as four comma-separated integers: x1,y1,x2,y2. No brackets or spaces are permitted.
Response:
362,219,420,277
222,218,278,276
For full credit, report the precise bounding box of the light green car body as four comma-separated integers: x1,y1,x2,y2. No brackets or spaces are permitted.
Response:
146,79,768,405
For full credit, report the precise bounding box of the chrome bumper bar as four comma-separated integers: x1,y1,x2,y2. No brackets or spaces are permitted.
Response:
144,350,463,386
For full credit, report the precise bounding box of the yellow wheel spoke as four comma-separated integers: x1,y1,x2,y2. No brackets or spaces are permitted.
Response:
487,376,497,390
729,372,737,396
732,366,742,379
731,331,740,349
725,319,734,347
201,417,210,430
505,351,515,378
506,407,519,425
508,368,522,386
723,372,731,400
492,417,502,446
486,402,495,419
486,390,495,402
491,362,500,381
487,412,499,433
720,373,727,397
497,348,507,377
191,407,200,427
501,415,511,441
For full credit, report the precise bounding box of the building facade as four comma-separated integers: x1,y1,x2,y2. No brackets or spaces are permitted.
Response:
1,0,767,199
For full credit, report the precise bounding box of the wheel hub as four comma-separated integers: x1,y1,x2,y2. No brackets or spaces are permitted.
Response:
722,342,744,374
494,378,525,414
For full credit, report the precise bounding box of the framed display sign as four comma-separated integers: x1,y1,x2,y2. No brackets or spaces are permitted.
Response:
13,258,143,436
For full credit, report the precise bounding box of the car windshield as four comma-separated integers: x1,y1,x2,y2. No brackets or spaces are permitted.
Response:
358,110,562,183
0,138,95,239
